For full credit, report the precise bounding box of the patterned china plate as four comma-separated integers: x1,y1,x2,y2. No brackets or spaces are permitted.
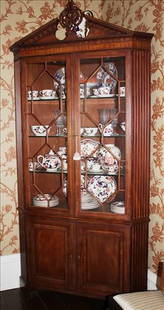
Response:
81,139,99,157
87,175,117,203
54,67,84,86
98,144,121,174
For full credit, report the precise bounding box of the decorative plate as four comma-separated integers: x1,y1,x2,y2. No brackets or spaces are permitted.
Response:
98,144,121,160
98,144,121,174
54,67,84,87
81,139,99,157
87,175,117,203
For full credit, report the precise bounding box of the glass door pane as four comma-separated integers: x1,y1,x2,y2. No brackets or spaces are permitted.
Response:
79,56,126,214
26,60,68,210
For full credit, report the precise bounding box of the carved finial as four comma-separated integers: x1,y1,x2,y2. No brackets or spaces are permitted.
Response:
59,0,83,35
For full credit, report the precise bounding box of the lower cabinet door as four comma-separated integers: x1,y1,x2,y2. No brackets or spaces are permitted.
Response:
77,223,128,295
26,218,75,290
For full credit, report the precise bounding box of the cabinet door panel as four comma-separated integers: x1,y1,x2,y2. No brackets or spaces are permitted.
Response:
77,224,125,295
26,219,74,289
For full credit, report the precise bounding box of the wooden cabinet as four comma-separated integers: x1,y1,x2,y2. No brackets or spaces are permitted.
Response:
10,0,153,298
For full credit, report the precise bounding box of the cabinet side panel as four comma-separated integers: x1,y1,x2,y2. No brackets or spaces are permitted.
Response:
14,60,27,284
130,222,149,290
132,49,151,219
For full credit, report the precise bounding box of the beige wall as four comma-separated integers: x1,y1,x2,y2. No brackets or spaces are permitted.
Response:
0,0,164,273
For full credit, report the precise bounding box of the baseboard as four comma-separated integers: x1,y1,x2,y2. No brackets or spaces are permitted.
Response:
147,268,157,290
0,254,157,291
0,254,21,291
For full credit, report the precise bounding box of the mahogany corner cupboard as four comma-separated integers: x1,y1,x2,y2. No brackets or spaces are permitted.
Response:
10,0,153,299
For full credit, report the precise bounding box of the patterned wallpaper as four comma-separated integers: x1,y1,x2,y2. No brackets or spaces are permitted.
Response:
0,0,164,273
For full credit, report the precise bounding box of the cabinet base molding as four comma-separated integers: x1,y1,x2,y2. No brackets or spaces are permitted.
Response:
0,254,156,294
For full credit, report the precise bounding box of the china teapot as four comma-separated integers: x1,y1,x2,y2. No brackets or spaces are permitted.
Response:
37,150,61,172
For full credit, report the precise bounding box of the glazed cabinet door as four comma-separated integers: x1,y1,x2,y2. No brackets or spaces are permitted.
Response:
73,51,131,219
21,55,74,214
77,223,130,295
26,218,75,290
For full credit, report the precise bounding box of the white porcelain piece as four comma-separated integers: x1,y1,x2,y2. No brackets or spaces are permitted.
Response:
80,139,99,157
103,123,114,136
39,89,56,99
82,127,98,136
28,161,40,171
87,175,117,203
120,86,125,97
31,125,50,136
111,201,125,214
27,90,39,100
37,150,61,171
98,144,121,174
33,193,59,207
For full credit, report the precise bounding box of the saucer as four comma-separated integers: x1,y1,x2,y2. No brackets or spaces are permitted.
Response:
40,96,56,100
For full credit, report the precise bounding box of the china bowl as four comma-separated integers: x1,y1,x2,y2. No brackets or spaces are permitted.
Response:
82,127,98,136
31,125,50,136
110,201,125,214
33,194,59,207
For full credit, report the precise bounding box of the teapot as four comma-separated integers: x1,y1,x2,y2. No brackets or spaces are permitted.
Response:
37,150,61,172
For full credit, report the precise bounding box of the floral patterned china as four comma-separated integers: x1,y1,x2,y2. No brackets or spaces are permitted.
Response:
100,123,113,136
87,175,117,203
81,190,100,210
27,90,39,100
39,89,56,100
37,149,61,172
81,158,102,172
111,201,125,214
81,139,99,157
98,144,121,174
33,193,59,207
82,127,98,136
28,161,41,171
31,125,50,136
95,62,118,95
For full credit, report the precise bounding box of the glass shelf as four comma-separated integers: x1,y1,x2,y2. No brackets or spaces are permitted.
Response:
29,135,67,138
29,134,125,138
29,170,125,176
81,171,125,176
27,97,66,101
81,134,125,138
29,169,67,174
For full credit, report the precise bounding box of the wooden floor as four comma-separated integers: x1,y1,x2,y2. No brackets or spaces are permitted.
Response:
0,288,106,310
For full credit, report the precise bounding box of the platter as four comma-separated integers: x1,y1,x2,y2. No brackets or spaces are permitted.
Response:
87,175,117,203
81,139,99,157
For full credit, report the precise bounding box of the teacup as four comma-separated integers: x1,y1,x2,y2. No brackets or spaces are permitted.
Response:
59,146,67,153
39,89,56,99
120,86,125,97
31,125,50,136
28,161,40,171
93,86,112,97
27,90,39,100
103,123,113,136
83,127,98,136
